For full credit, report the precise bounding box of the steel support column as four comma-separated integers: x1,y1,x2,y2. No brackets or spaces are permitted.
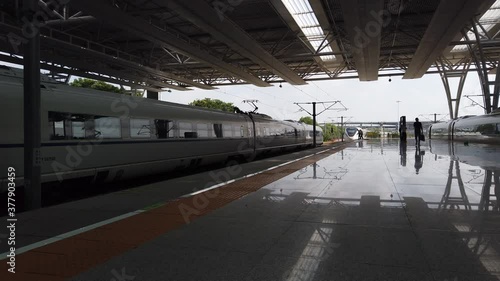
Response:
464,20,500,113
478,170,493,212
438,160,471,211
23,0,41,210
492,66,500,111
436,58,471,119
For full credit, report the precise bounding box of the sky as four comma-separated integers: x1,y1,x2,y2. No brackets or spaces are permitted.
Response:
160,73,486,125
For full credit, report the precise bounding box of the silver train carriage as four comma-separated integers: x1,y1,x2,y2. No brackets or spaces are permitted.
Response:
428,111,500,144
0,66,323,191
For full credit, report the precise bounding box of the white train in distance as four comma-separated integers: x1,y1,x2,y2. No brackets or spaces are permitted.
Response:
345,127,362,140
428,110,500,144
0,66,323,191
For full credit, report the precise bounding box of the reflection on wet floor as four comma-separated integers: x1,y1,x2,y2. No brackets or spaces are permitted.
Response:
71,139,500,281
256,139,500,281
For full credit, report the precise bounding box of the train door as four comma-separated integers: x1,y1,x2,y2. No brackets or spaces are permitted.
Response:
247,115,256,153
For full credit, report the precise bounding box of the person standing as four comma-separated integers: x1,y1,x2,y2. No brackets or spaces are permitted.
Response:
414,118,423,146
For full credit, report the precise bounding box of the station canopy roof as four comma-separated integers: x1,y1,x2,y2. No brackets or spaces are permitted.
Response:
0,0,500,91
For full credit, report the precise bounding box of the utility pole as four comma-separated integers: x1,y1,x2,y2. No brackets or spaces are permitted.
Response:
295,101,347,147
336,116,353,142
341,116,344,142
418,113,446,123
313,102,316,147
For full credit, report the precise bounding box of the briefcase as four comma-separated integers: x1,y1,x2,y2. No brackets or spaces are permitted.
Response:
420,134,425,142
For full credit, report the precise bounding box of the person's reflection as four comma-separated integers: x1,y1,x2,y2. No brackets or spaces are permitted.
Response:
415,147,424,174
495,171,500,211
399,141,407,167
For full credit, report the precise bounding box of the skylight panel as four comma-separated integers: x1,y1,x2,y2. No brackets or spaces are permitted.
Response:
452,0,500,52
282,0,336,61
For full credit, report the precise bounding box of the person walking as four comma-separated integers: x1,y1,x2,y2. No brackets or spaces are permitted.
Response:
414,118,423,146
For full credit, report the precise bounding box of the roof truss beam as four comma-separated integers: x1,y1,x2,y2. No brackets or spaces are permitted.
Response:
403,0,495,79
0,53,164,92
340,0,384,81
70,0,270,87
163,0,306,85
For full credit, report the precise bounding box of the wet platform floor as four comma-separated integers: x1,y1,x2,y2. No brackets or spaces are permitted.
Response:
4,139,500,281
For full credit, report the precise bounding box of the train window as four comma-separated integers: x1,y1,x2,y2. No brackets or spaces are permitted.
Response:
279,127,286,136
273,127,281,136
223,124,233,138
234,126,243,138
184,132,198,138
70,114,96,139
179,122,193,138
197,123,209,138
213,124,223,138
48,112,70,140
155,119,173,139
94,116,121,139
71,120,85,139
130,119,151,138
262,127,270,137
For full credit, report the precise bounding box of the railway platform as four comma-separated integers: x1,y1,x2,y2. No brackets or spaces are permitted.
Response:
2,139,500,281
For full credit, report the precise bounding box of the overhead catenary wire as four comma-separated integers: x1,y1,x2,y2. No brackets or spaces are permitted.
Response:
290,84,320,101
214,88,300,117
311,81,336,100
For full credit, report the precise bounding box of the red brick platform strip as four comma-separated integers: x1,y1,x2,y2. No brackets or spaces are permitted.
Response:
0,145,345,281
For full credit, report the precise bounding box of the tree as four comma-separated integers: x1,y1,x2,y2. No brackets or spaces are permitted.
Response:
299,117,341,141
189,98,235,112
70,78,124,94
299,116,314,125
322,123,342,141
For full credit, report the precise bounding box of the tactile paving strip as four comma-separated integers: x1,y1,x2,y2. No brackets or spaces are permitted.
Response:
0,145,345,280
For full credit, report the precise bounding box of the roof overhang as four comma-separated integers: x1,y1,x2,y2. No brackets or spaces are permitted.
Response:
404,0,495,79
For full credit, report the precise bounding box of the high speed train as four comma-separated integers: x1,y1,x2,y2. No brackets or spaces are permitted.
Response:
0,66,323,191
428,111,500,144
345,127,362,140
